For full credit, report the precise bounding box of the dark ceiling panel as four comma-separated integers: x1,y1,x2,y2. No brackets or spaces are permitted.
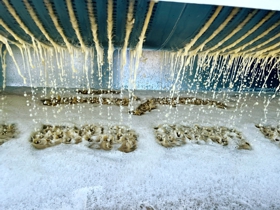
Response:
0,0,278,55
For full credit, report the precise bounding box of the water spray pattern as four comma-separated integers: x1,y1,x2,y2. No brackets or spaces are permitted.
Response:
30,124,138,153
0,1,280,208
154,124,252,150
0,1,279,93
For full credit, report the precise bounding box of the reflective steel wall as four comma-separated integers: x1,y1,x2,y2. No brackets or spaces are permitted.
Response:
3,46,279,92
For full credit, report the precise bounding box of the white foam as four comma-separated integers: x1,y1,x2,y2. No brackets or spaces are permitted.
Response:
0,90,279,209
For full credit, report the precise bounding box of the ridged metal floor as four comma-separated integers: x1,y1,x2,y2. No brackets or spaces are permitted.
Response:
0,0,279,56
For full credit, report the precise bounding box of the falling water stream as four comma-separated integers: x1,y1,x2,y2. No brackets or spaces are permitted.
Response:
0,0,279,130
1,2,280,209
